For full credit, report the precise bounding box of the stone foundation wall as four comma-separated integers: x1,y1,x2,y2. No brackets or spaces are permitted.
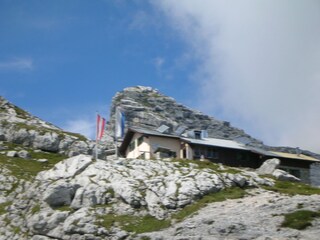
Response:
310,163,320,187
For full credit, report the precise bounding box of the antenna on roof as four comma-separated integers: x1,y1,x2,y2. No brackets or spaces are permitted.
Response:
156,125,170,133
296,147,301,156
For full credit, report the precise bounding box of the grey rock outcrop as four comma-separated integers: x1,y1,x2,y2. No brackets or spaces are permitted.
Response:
104,86,320,159
104,86,263,147
257,158,280,175
273,169,300,182
17,150,31,159
0,155,274,239
43,182,80,207
0,96,107,157
141,189,320,240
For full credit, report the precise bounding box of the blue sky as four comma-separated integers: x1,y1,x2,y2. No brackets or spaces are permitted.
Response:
1,1,320,152
0,0,198,133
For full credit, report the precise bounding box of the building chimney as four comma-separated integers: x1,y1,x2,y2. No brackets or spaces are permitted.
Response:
296,147,301,156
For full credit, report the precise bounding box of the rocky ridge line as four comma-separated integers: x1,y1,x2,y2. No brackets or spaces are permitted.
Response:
104,86,320,159
0,96,107,157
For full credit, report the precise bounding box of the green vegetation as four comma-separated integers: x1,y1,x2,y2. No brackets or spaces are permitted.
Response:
97,214,171,234
13,122,39,132
0,148,65,181
61,131,87,141
12,226,21,234
172,187,246,222
281,210,320,230
149,92,162,98
264,180,320,196
106,188,115,198
172,159,241,174
31,204,41,214
13,106,29,118
139,237,151,240
0,201,12,215
52,205,74,212
96,187,246,234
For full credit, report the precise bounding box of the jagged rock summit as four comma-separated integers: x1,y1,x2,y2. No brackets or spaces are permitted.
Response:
106,86,262,145
106,86,319,158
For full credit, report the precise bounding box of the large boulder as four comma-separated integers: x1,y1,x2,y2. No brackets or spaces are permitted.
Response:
28,211,69,235
33,132,60,152
43,181,80,207
36,154,93,181
257,158,280,175
272,169,300,182
18,150,31,159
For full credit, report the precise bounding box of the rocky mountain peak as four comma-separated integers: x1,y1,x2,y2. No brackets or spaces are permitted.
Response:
105,86,320,159
106,85,263,147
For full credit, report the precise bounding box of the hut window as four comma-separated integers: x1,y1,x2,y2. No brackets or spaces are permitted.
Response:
137,136,144,146
207,148,219,159
129,141,135,151
194,131,201,139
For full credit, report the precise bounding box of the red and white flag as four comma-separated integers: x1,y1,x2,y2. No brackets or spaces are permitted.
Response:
96,114,106,141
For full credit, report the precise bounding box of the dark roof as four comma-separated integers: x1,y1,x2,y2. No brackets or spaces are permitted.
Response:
129,127,180,139
246,146,279,157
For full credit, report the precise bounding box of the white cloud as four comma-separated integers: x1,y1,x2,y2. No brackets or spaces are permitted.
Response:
63,118,96,140
0,58,34,71
153,0,320,152
153,57,165,71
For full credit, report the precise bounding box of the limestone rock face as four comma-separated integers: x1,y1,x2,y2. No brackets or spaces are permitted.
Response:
0,155,274,239
103,86,320,159
257,158,280,175
43,181,80,207
142,189,320,240
0,96,107,157
36,155,93,181
272,169,300,182
104,86,263,147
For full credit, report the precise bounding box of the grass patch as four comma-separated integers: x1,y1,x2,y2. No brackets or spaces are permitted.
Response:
97,214,171,234
8,122,87,142
96,187,246,234
281,210,320,230
264,180,320,196
61,131,87,141
171,159,241,174
0,201,12,215
13,106,29,118
52,205,74,212
31,204,41,214
0,150,65,181
13,122,39,132
172,187,246,222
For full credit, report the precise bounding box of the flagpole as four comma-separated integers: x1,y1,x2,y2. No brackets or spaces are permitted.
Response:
96,112,99,160
115,107,119,158
115,107,118,158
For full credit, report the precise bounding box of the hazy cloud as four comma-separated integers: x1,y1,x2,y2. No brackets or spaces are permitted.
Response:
154,0,320,152
63,118,96,140
0,58,34,71
153,57,165,71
